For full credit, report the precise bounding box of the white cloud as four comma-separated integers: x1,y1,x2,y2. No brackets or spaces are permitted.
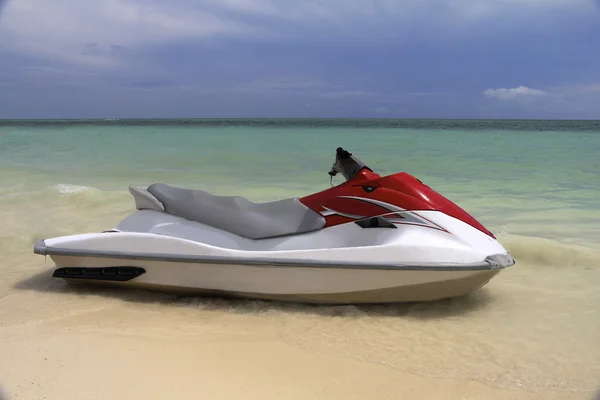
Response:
0,0,251,66
483,83,600,103
441,0,588,20
204,0,587,21
0,0,593,67
483,86,547,100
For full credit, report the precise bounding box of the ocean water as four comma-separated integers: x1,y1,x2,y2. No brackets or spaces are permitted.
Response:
1,119,599,396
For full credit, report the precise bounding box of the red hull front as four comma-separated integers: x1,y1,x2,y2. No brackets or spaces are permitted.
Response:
300,169,495,238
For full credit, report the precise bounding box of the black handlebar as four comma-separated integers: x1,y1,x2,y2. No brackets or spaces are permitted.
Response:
336,147,352,159
328,147,371,181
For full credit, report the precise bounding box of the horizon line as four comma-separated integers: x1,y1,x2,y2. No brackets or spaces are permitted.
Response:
1,117,600,122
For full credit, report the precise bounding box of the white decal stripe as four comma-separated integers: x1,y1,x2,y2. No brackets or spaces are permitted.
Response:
337,196,407,212
317,196,449,233
320,206,366,219
335,195,448,232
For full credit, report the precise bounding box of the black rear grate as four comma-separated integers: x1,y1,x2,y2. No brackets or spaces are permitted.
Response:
53,266,146,281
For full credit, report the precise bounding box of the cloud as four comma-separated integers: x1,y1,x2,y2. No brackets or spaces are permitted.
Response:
478,82,600,119
0,0,252,66
202,0,589,22
482,86,547,100
0,0,593,67
483,83,600,103
1,0,598,119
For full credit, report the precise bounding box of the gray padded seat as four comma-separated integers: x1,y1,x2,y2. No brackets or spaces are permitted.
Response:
147,183,326,240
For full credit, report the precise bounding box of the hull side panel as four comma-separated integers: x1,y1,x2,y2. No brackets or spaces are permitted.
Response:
48,254,501,303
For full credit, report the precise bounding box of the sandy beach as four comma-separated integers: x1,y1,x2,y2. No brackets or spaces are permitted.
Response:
1,276,595,400
1,242,599,400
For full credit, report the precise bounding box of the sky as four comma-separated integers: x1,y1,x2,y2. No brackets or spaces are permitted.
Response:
0,0,599,119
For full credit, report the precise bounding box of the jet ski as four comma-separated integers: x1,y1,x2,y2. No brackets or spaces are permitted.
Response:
33,147,515,304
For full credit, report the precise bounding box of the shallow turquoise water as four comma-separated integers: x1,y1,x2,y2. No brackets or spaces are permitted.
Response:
1,119,599,242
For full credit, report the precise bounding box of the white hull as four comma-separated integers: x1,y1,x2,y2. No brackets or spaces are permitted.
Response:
44,253,501,303
34,209,514,304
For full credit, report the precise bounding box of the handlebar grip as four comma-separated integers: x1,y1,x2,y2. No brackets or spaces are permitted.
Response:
336,147,352,159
